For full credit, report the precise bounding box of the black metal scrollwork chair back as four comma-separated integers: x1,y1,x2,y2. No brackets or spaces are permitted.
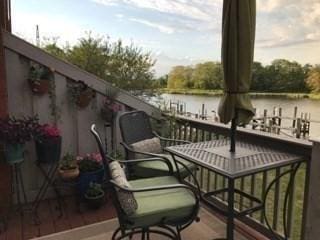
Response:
119,110,197,179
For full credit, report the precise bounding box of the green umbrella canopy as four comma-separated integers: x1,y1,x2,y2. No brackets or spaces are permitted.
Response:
218,0,256,125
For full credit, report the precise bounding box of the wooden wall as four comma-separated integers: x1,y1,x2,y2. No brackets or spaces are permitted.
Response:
4,49,117,200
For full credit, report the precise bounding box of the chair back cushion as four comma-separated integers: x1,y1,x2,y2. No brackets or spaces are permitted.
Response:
109,161,138,215
130,137,162,159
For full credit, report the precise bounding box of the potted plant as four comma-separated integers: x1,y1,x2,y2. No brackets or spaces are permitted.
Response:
35,124,62,164
84,182,105,209
67,80,96,108
0,116,40,164
101,87,122,122
59,153,79,180
77,153,104,197
28,63,54,95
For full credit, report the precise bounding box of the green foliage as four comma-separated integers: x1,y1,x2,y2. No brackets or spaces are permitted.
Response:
167,62,223,90
60,153,77,170
192,62,222,89
43,33,155,90
306,65,320,93
167,59,315,93
85,182,104,198
78,158,102,172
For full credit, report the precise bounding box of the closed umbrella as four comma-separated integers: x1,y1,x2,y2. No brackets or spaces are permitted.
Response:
218,0,256,152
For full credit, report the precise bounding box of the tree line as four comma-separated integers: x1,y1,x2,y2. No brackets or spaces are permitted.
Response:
161,60,320,93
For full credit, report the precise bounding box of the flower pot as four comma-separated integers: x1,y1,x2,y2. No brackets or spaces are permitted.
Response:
84,190,105,209
28,79,51,95
35,136,62,164
5,144,25,165
59,166,80,180
78,167,104,197
76,89,95,108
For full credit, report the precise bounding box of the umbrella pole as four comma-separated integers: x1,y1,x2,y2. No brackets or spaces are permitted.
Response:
230,110,238,153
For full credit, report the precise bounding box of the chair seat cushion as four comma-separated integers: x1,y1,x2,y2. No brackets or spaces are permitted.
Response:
126,176,196,228
131,155,197,179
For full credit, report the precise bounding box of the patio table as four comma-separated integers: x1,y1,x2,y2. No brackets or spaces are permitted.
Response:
165,138,306,240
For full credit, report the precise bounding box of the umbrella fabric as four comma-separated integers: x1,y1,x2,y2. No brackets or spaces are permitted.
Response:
218,0,256,125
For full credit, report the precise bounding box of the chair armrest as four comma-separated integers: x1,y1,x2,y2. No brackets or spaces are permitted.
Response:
120,142,174,174
153,131,191,144
172,158,201,196
110,180,200,203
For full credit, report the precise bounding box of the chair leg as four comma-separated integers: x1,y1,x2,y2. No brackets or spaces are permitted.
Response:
112,227,121,240
146,229,150,240
176,226,182,240
141,228,146,240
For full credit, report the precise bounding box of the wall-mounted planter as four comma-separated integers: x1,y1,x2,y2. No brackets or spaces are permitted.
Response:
28,79,51,95
76,89,96,108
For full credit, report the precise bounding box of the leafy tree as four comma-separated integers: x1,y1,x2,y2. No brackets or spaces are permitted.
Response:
153,75,168,88
306,65,320,93
192,62,222,89
42,34,155,90
167,66,193,89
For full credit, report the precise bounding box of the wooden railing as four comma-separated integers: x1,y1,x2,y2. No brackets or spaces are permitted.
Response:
166,114,313,240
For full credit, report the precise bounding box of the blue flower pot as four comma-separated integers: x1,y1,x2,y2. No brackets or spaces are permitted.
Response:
78,167,104,197
5,144,25,165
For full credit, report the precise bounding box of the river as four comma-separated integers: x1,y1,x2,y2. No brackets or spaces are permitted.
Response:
160,93,320,138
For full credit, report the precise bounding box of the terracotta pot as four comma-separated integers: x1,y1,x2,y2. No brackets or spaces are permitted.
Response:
76,89,95,108
59,167,80,180
28,79,51,95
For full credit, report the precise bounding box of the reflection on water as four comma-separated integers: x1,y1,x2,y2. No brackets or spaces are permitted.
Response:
161,93,320,138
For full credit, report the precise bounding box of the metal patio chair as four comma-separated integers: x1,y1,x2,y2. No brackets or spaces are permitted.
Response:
90,124,200,240
119,110,197,179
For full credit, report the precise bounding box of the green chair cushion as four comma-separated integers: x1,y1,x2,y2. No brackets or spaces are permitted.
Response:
131,155,197,179
126,176,196,228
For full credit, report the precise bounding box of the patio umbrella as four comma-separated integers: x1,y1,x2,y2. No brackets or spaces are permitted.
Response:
218,0,256,152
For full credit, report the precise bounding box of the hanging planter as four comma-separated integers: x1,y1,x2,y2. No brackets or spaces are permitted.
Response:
67,80,96,109
0,116,41,165
35,124,62,164
5,144,25,165
28,63,54,95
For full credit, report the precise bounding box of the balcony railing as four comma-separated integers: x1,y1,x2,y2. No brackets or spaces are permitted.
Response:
164,114,313,240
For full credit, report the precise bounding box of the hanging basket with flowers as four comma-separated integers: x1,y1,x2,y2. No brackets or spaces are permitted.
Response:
35,124,62,164
67,80,96,109
28,62,54,95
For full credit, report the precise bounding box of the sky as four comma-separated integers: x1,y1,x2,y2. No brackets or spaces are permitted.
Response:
11,0,320,76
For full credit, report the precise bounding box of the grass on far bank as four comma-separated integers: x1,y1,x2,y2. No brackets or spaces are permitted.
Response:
160,88,320,99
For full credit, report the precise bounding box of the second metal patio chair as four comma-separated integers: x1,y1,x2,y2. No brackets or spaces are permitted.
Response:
90,124,200,240
119,110,197,179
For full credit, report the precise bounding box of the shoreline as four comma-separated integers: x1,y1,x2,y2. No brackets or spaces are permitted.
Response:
159,89,320,100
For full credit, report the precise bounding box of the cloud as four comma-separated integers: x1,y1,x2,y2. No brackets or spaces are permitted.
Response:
91,0,222,32
129,18,175,34
92,0,222,21
256,0,320,48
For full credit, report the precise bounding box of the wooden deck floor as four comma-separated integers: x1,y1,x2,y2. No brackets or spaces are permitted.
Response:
0,196,116,240
0,195,265,240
